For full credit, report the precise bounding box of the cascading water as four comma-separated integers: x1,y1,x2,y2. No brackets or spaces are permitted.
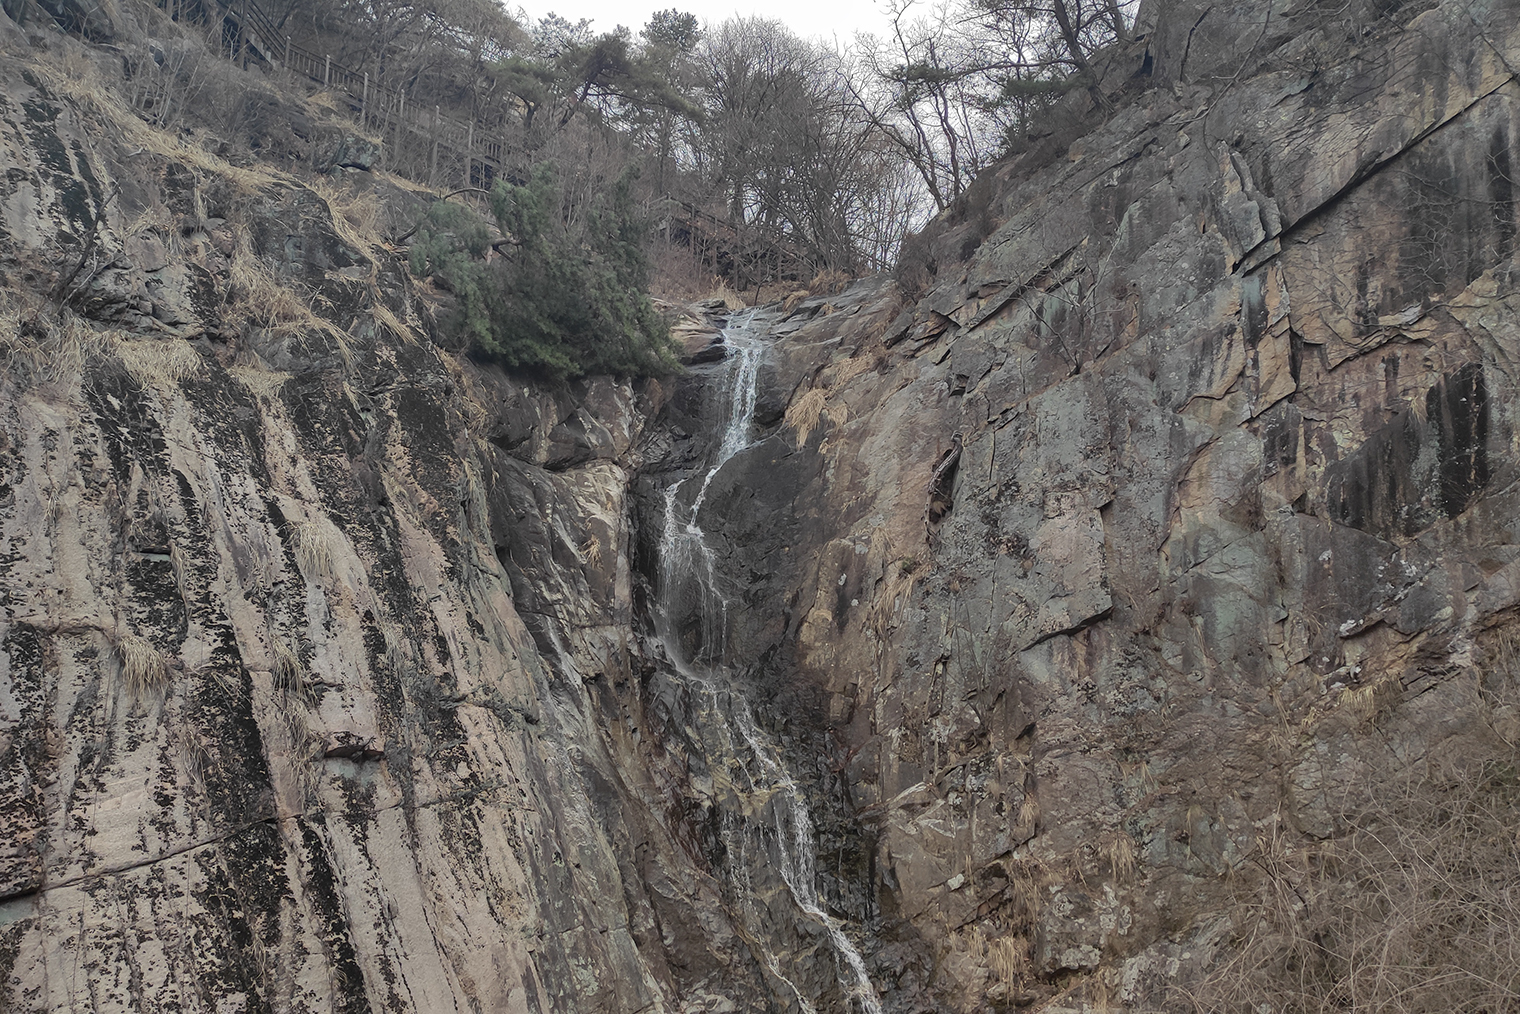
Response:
653,310,883,1014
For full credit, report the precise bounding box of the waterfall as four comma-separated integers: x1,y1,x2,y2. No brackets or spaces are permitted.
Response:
654,310,883,1014
658,309,766,664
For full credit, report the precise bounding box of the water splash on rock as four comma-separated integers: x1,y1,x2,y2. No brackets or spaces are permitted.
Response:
654,310,882,1014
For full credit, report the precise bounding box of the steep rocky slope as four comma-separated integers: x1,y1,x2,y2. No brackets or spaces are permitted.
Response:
0,23,742,1014
1,0,1519,1012
641,0,1520,1008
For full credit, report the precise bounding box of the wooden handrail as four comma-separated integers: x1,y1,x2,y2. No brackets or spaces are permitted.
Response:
199,0,814,278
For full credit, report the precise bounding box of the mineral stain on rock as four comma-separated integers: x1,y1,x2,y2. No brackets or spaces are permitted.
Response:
1,2,1520,1013
1326,362,1489,539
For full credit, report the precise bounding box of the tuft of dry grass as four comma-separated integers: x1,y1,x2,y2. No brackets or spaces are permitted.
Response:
114,630,168,697
115,337,203,388
988,932,1030,990
0,303,109,388
808,267,852,296
32,46,282,196
830,354,874,387
782,268,853,314
579,535,603,569
225,237,313,331
309,177,383,268
271,637,311,702
224,233,352,349
1005,855,1053,922
228,363,293,400
291,518,339,584
968,925,1032,1004
1098,831,1136,882
785,387,828,448
371,300,418,346
708,278,746,310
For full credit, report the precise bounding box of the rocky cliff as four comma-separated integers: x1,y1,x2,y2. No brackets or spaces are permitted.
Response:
2,1,1519,1013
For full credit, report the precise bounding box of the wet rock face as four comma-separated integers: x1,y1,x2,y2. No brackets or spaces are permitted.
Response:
0,46,744,1014
651,2,1520,1009
4,3,1520,1013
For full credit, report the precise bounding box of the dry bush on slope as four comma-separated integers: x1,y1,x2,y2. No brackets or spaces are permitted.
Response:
308,177,385,268
1186,675,1520,1013
0,301,109,388
114,629,169,697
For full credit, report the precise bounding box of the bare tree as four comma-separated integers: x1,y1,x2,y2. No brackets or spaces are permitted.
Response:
856,0,1135,213
691,17,919,273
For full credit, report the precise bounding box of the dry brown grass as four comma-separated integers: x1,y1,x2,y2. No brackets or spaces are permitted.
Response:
782,268,854,313
1016,792,1040,831
224,233,353,352
0,302,110,388
115,337,204,388
808,267,853,296
785,387,828,448
373,170,443,197
579,535,603,570
967,925,1032,1004
114,630,168,697
225,237,313,330
708,279,746,310
1097,830,1136,882
829,354,875,387
309,177,384,268
228,363,293,400
988,931,1030,989
1185,753,1520,1013
291,519,339,584
33,46,282,196
271,637,312,702
372,300,419,346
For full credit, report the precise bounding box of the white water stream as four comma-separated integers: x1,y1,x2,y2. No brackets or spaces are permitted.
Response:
655,311,883,1014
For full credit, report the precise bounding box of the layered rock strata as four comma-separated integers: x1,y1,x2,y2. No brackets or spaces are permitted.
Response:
2,1,1520,1012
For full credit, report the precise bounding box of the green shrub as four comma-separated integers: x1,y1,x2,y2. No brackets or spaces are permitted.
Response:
408,166,679,381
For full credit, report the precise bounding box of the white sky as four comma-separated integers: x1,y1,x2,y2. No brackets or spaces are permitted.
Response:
512,0,901,47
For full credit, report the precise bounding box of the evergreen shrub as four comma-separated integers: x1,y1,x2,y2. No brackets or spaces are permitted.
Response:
408,166,679,381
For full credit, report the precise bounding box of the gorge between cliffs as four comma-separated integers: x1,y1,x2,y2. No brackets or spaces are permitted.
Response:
4,0,1520,1012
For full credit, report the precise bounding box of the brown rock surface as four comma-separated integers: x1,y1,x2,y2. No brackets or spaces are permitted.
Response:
3,2,1520,1013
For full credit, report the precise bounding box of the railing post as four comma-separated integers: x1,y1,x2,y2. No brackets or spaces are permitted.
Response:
465,119,473,189
284,35,290,68
361,72,369,131
324,53,330,88
430,105,440,187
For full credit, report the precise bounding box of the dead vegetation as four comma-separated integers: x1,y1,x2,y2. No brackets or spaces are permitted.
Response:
291,518,340,585
783,268,854,313
1185,637,1520,1014
113,629,169,697
271,636,311,703
309,176,385,269
115,337,203,387
32,43,285,197
0,300,109,388
227,362,293,400
785,387,829,448
222,232,356,358
1184,757,1520,1013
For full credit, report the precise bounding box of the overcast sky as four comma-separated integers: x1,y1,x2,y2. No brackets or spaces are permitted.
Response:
510,0,901,47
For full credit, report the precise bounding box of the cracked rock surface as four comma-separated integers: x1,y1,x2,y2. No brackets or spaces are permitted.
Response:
2,1,1520,1012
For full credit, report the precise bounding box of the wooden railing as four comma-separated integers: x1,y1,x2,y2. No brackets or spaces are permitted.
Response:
205,0,816,279
212,0,501,188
